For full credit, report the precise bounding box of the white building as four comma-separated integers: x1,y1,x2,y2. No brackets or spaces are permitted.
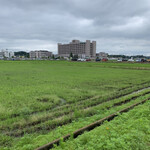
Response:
9,51,15,58
0,49,14,58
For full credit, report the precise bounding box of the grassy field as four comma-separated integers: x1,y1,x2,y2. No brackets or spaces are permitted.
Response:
0,60,150,150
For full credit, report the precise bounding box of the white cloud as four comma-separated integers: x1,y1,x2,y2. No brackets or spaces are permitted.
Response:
78,19,93,27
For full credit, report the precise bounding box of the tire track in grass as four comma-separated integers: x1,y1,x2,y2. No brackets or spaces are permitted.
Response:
3,88,150,135
1,81,150,123
36,98,149,150
3,89,150,137
2,88,150,132
1,81,150,122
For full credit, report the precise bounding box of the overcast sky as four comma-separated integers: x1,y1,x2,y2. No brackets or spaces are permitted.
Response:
0,0,150,55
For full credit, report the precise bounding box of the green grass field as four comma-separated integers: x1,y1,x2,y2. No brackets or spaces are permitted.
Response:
0,60,150,150
54,101,150,150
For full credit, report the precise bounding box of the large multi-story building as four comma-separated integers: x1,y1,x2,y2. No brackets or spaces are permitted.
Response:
29,50,52,59
58,40,96,58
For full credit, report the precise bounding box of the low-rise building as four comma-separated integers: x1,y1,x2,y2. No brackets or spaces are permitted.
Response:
96,52,108,59
29,50,52,59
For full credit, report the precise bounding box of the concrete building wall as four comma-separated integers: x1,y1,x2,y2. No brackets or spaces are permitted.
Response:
85,40,90,57
29,51,36,58
92,41,96,57
3,51,9,57
0,52,4,59
9,52,14,58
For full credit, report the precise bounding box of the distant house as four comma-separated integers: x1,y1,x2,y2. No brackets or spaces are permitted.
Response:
29,50,53,59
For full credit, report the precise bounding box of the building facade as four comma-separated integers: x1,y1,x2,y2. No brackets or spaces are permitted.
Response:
58,40,96,58
96,52,108,58
29,50,52,59
0,50,14,58
0,52,3,59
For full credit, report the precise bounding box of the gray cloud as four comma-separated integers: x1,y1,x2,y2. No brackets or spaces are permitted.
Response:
0,0,150,55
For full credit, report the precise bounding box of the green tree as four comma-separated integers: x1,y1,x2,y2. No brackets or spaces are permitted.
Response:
70,52,73,58
52,55,55,59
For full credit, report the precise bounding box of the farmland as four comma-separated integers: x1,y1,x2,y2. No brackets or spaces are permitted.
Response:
0,60,150,150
